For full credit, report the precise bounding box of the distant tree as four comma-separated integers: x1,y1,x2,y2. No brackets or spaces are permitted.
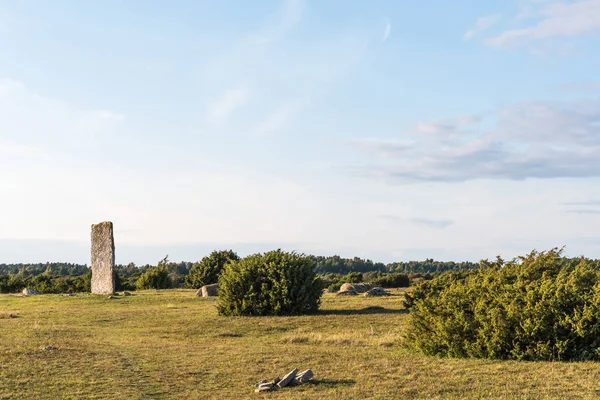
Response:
135,256,171,290
185,250,240,288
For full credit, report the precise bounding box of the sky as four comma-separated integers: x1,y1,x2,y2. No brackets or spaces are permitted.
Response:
1,0,600,265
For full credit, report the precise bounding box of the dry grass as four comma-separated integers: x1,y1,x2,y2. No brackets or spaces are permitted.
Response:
1,288,600,399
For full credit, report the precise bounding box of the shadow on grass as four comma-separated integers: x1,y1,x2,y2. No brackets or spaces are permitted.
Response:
312,379,356,387
319,306,408,316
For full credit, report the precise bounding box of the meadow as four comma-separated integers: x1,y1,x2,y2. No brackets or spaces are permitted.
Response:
2,289,600,399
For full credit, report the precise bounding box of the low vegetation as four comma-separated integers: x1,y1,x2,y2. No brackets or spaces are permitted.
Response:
185,250,239,288
405,248,600,361
4,289,600,399
217,250,322,316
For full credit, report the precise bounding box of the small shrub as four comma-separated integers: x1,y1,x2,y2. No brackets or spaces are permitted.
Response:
371,273,409,288
185,250,239,288
404,248,600,361
217,249,322,316
136,266,171,290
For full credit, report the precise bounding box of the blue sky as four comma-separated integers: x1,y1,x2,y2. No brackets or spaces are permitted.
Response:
1,0,600,265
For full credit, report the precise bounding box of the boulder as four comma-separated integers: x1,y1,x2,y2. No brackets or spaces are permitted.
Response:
295,369,314,384
201,283,219,297
364,286,390,297
277,368,298,388
255,383,273,392
22,288,39,296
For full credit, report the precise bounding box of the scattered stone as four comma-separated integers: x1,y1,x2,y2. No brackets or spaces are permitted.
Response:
295,369,314,384
255,383,273,393
364,286,390,297
272,377,281,385
254,380,268,388
43,346,57,351
91,221,116,294
22,288,39,296
277,368,298,388
336,289,357,296
123,291,131,296
201,283,219,297
107,295,115,299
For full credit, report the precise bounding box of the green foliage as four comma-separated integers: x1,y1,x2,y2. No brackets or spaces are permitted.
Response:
0,272,91,294
217,250,322,316
185,250,239,288
371,273,410,288
135,257,172,290
404,248,600,361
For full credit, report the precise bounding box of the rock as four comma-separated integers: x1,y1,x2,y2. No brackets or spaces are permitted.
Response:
339,283,355,292
272,377,281,385
22,288,39,296
254,380,268,388
295,369,314,384
364,287,390,297
123,291,131,296
277,368,298,388
336,289,357,296
43,346,57,351
195,288,203,297
254,383,273,392
201,283,219,297
91,221,116,294
107,295,115,299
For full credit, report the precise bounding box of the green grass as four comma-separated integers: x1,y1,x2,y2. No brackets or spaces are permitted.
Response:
2,289,600,399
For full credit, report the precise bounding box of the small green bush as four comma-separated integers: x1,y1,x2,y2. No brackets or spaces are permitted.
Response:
217,250,322,316
135,266,171,290
185,250,239,288
371,273,410,288
404,248,600,361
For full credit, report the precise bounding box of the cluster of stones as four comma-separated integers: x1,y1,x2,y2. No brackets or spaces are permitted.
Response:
254,368,314,393
195,283,219,297
336,283,389,296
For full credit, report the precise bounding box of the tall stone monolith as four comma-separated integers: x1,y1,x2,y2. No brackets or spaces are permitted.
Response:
91,221,115,294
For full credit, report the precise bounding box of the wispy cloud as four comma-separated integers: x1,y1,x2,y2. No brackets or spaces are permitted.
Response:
382,20,392,42
206,86,251,125
464,14,502,41
0,79,124,150
379,215,454,229
567,209,600,215
348,99,600,183
562,200,600,206
485,0,600,48
254,101,304,136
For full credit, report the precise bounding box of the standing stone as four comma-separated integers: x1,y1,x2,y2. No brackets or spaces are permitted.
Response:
91,221,115,294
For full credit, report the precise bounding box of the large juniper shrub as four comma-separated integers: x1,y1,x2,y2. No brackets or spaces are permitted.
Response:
404,248,600,361
185,250,239,288
217,250,322,316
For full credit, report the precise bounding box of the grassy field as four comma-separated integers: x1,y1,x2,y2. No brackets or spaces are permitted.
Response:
2,289,600,399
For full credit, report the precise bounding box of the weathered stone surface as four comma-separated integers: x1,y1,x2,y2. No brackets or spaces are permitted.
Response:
364,286,390,297
91,221,115,294
201,283,219,297
255,383,273,392
295,369,314,384
22,288,39,296
277,368,298,388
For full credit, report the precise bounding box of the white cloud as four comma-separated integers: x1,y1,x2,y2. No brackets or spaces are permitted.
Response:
382,21,392,42
0,79,124,150
349,99,600,183
486,0,600,47
463,14,502,41
206,86,251,125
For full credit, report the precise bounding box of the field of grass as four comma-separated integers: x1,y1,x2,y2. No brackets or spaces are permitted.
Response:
2,289,600,399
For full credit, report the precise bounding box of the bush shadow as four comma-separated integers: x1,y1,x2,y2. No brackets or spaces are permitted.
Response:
318,306,408,316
